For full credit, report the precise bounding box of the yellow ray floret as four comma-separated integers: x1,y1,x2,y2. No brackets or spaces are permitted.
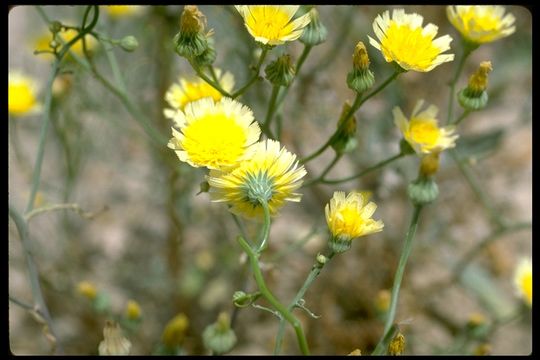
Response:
164,69,235,118
394,100,458,154
447,6,515,44
103,5,144,18
369,9,454,72
514,258,532,307
235,5,311,46
207,139,307,219
167,97,260,170
9,71,42,116
325,191,384,241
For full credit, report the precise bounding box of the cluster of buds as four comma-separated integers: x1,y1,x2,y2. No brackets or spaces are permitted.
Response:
174,5,215,67
458,61,492,111
347,42,375,93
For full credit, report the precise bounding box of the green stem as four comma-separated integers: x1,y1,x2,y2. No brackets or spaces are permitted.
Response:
9,205,62,354
274,251,336,354
320,152,405,185
25,203,105,223
262,85,280,138
256,200,271,253
371,324,399,355
378,205,423,344
103,42,127,95
447,41,475,124
449,149,505,229
302,153,342,187
452,110,471,126
300,70,402,164
236,236,310,355
231,47,269,99
192,64,231,97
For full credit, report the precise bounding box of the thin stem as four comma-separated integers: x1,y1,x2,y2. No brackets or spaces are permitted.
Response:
192,64,231,97
300,70,402,164
447,41,475,125
231,47,269,99
236,236,310,355
9,295,34,311
25,203,106,223
103,43,127,95
9,205,62,354
256,200,271,253
449,149,505,229
380,205,423,339
208,65,220,84
262,85,280,138
320,152,405,185
371,324,399,355
302,153,342,187
452,110,471,126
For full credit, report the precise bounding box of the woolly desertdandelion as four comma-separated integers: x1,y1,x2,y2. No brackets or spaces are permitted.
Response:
447,6,516,44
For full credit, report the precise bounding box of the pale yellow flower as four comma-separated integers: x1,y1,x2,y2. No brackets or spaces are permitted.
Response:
447,6,516,44
164,69,235,116
394,100,458,154
125,300,142,320
9,71,41,116
514,258,532,306
325,191,384,241
167,97,260,170
207,139,306,219
102,5,144,19
235,5,311,46
369,9,454,72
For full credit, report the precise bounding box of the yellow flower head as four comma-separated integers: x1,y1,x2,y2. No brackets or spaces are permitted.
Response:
125,300,142,320
34,28,98,60
162,313,189,349
369,9,454,72
235,5,311,46
207,139,307,219
394,100,458,155
167,97,260,170
325,191,384,242
514,258,532,307
76,281,98,300
447,6,516,44
103,5,144,19
9,71,41,116
164,69,235,114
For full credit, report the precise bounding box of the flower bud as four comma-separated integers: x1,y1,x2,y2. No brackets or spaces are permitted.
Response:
98,321,132,355
265,54,295,87
193,36,216,67
49,21,63,34
174,5,209,59
232,291,260,308
202,312,237,355
374,289,391,314
347,42,375,93
388,331,405,355
120,36,139,52
77,281,97,300
331,101,358,155
161,313,189,349
316,253,327,266
407,177,439,206
419,152,440,178
458,61,492,111
299,8,328,46
125,300,142,321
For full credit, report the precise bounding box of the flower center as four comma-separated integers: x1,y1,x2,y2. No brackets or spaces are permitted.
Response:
462,8,501,32
408,118,440,146
182,113,247,168
335,206,362,237
246,7,294,41
9,83,36,114
381,22,441,69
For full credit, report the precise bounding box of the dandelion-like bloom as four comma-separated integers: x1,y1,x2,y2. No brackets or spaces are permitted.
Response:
447,6,516,44
235,5,311,46
167,97,260,170
514,258,532,306
103,5,143,18
394,100,458,154
207,139,307,219
369,9,454,72
9,71,41,116
325,192,384,244
164,69,234,117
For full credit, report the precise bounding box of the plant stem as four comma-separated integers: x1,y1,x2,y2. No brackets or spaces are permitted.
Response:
447,41,475,125
377,205,423,347
262,84,280,138
452,110,471,126
300,70,402,164
320,152,405,185
371,323,399,355
256,200,271,253
25,203,106,223
192,64,231,97
231,47,269,99
236,236,310,355
274,251,336,354
302,153,342,187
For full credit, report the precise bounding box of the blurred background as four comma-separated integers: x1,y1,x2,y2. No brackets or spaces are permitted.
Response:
8,5,532,355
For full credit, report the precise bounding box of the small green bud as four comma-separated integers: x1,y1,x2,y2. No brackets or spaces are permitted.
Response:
174,5,209,59
202,312,237,355
232,291,260,308
299,8,328,46
458,61,492,111
329,234,352,254
49,21,63,34
198,180,210,195
316,253,327,265
407,176,439,206
120,36,139,52
347,42,375,93
265,54,295,87
193,36,216,67
458,89,488,111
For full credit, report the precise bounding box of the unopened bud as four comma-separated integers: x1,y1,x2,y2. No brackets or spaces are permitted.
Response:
407,176,439,206
162,313,189,349
175,5,209,59
347,42,375,93
203,312,237,355
125,300,142,320
468,61,492,94
49,21,63,34
300,8,328,46
388,332,405,355
316,253,327,265
331,101,358,154
98,321,132,355
265,54,295,87
180,5,205,35
120,36,139,52
77,281,97,300
419,152,440,177
458,61,492,111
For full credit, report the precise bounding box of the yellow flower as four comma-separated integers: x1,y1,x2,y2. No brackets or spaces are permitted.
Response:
77,281,98,300
394,100,458,154
164,69,234,114
369,9,454,72
514,258,532,306
167,97,260,170
207,139,307,219
102,5,143,18
447,6,516,44
235,5,311,46
325,191,384,241
9,71,41,116
125,300,142,320
162,313,189,349
33,28,98,60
